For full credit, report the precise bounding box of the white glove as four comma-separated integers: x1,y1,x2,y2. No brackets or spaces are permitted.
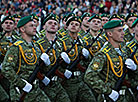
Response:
64,69,72,79
40,53,51,66
125,58,137,71
61,52,70,64
109,90,119,101
22,79,32,93
82,48,89,59
42,76,50,86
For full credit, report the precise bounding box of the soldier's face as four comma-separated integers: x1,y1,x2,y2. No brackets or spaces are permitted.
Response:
67,21,80,33
89,18,102,32
44,20,58,33
112,27,124,43
24,21,37,36
134,23,138,36
2,20,15,32
127,17,137,28
101,17,109,27
82,17,90,27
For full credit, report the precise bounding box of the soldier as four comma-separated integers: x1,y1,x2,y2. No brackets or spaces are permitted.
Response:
57,13,75,38
125,18,138,101
82,14,104,57
12,14,21,37
78,12,90,38
101,13,110,27
0,16,17,101
84,20,136,102
1,15,51,102
36,13,71,102
57,16,96,102
124,13,137,42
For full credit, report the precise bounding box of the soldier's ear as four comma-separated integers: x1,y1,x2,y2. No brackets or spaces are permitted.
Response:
106,32,112,37
20,27,25,33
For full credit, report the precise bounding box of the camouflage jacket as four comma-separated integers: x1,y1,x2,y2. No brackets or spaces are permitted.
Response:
84,42,128,100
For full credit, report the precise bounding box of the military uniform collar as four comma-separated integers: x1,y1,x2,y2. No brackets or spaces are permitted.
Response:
19,37,34,48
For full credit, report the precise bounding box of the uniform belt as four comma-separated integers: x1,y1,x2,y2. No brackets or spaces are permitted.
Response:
73,71,81,76
51,76,58,81
119,89,125,95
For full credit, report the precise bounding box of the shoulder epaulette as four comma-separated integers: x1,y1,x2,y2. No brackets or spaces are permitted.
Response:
37,38,45,44
101,45,111,54
127,40,136,49
14,40,24,46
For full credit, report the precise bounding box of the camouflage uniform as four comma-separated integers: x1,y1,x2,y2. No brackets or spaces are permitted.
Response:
124,38,138,101
84,42,129,102
0,31,18,101
57,34,96,102
36,36,71,102
82,30,105,57
124,28,134,43
1,38,51,102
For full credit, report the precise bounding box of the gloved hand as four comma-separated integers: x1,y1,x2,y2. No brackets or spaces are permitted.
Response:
61,52,70,64
125,58,137,71
82,48,89,59
42,76,50,86
22,79,32,93
40,53,51,66
136,86,138,90
64,69,72,79
109,90,119,101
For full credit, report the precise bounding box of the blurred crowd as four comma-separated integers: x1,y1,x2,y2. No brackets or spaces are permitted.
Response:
0,0,138,27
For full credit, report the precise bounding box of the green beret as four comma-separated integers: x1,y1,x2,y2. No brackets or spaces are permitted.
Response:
81,12,90,21
88,14,101,22
109,14,121,21
1,16,15,24
132,18,138,28
13,14,21,18
31,13,39,21
119,15,125,20
103,20,123,29
101,13,110,18
17,16,33,28
125,13,137,22
66,16,81,26
43,13,59,25
65,13,75,22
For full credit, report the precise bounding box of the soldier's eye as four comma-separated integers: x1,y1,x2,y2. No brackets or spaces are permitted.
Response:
71,22,74,25
48,22,52,25
75,23,79,26
9,22,13,25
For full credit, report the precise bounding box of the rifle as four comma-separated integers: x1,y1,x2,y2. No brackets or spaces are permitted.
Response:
67,29,103,72
18,37,57,102
109,44,138,102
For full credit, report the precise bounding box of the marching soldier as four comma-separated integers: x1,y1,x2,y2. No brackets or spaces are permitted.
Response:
1,16,51,102
124,13,137,43
57,16,96,102
125,18,138,101
36,13,71,102
84,20,136,102
82,14,104,57
78,12,90,38
101,13,110,27
0,15,17,102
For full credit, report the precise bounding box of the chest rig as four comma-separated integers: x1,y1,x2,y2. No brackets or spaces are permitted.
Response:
14,40,38,74
102,45,124,82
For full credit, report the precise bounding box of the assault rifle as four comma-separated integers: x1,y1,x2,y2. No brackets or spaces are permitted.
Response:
109,44,138,102
67,29,103,72
18,37,57,102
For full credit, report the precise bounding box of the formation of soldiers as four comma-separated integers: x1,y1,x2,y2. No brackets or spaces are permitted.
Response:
0,11,138,102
